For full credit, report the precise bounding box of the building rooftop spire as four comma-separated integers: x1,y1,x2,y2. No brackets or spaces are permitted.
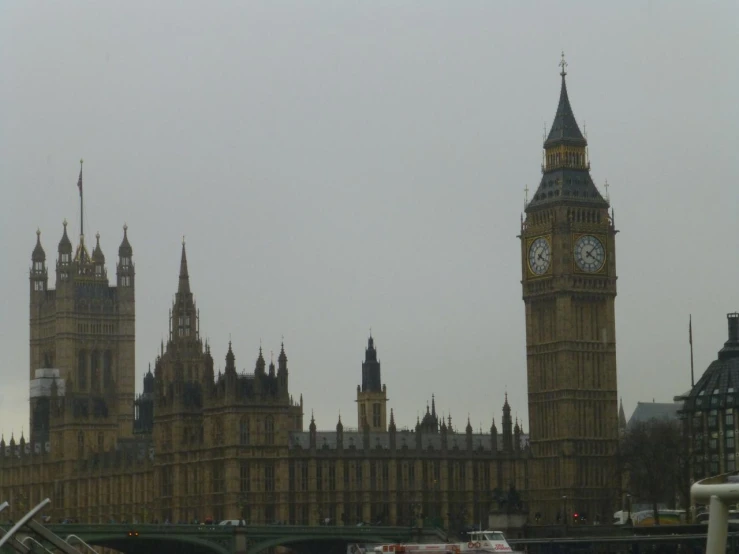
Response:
526,53,608,211
178,238,190,294
32,229,46,262
545,51,586,148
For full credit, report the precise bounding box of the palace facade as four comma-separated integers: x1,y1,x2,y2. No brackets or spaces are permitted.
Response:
0,60,619,528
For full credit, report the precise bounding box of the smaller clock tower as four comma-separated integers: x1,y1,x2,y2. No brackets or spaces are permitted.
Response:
356,334,387,432
521,54,619,522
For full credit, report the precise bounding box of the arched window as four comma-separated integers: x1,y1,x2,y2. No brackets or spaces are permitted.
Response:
97,432,104,452
77,432,84,458
77,350,87,390
265,416,275,445
240,418,250,445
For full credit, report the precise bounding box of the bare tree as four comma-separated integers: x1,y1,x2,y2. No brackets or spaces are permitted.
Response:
619,418,688,525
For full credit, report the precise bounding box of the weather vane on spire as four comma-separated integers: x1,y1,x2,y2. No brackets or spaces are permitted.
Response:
559,51,567,77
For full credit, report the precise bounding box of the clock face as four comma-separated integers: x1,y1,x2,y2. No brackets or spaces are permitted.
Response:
574,235,606,273
528,237,551,275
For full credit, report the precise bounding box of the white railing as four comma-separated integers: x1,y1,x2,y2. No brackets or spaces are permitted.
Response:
21,535,55,554
66,534,100,554
691,471,739,554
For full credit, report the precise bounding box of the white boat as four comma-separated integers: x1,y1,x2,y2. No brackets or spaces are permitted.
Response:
368,530,518,554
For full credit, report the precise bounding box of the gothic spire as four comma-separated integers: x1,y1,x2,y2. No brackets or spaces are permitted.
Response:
92,232,105,263
118,223,132,257
178,239,190,294
527,53,607,211
32,229,46,262
278,341,287,366
544,52,587,148
58,220,72,255
225,341,236,373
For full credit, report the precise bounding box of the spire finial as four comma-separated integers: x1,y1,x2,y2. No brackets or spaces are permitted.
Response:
36,227,41,237
524,184,529,207
604,179,610,203
559,51,567,77
123,222,128,232
178,239,190,294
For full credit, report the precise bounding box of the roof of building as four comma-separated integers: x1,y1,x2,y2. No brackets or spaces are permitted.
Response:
288,429,529,452
627,401,682,429
544,72,587,148
526,168,608,210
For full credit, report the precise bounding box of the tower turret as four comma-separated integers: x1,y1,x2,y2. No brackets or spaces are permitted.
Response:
30,229,48,294
491,417,498,455
117,224,134,289
356,333,388,432
309,412,317,450
277,341,289,397
91,232,106,278
502,394,513,452
336,414,344,452
170,241,199,346
57,220,72,284
224,341,237,394
255,347,266,376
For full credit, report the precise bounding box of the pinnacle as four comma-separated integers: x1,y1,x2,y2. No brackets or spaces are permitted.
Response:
178,241,190,295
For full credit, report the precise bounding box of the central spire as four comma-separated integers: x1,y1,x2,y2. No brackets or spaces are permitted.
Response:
526,53,608,212
178,238,190,295
545,52,586,148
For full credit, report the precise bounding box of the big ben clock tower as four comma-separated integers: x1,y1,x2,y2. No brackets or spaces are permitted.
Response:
521,55,619,522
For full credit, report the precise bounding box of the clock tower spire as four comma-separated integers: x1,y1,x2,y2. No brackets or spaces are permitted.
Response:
521,55,618,523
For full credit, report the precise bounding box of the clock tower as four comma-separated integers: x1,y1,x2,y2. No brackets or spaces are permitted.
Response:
521,55,619,522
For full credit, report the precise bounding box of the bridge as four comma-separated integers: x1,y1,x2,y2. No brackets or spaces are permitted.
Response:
7,521,447,554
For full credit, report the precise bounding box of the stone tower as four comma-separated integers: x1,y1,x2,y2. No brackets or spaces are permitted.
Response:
520,56,619,522
29,221,135,459
356,334,387,431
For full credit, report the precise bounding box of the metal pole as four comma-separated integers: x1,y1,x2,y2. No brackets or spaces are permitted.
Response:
706,495,729,554
0,498,50,548
25,520,84,554
0,526,31,554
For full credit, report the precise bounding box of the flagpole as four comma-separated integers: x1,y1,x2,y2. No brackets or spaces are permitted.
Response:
78,159,84,238
690,314,695,387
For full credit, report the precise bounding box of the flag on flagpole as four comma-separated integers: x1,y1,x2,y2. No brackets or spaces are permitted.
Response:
689,315,693,345
77,164,83,197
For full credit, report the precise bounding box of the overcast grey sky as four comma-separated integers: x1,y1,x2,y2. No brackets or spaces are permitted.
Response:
1,2,737,438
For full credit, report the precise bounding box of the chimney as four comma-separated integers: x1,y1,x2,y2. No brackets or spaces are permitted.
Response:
729,313,739,342
719,313,739,361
